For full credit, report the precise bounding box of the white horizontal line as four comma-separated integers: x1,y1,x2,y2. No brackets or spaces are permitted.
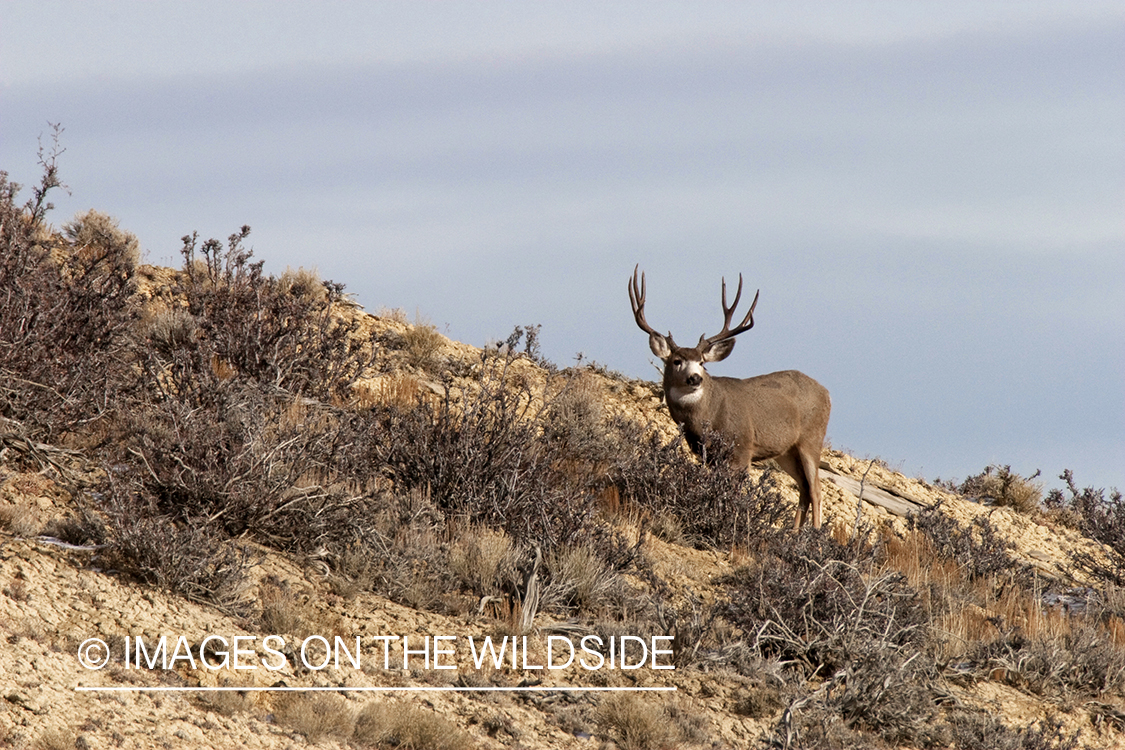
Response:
76,686,676,693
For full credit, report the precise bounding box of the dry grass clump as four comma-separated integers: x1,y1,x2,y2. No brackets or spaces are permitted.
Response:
0,501,40,537
277,265,327,303
731,676,784,719
955,464,1044,513
257,579,306,636
143,307,198,354
595,694,708,749
326,540,379,599
543,543,620,613
32,725,77,750
194,688,254,717
947,713,1078,750
353,489,456,612
62,208,140,271
967,618,1125,698
596,694,676,750
352,701,475,750
351,373,435,410
449,527,519,598
272,693,356,743
402,315,446,371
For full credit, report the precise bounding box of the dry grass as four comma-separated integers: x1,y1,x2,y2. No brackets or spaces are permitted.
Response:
544,543,619,613
352,701,476,750
877,522,1125,701
62,208,140,271
403,316,446,371
376,306,410,324
0,501,40,537
596,694,678,750
449,527,518,597
352,373,430,409
956,465,1044,514
32,725,76,750
277,266,327,303
194,688,254,717
327,540,378,599
272,693,356,743
257,579,306,636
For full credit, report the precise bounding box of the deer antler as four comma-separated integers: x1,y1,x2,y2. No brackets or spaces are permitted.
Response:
700,274,759,347
629,264,661,338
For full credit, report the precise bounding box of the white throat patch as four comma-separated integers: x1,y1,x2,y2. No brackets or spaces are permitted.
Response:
668,386,704,406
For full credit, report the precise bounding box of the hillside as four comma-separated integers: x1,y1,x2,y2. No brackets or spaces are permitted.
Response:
2,178,1125,749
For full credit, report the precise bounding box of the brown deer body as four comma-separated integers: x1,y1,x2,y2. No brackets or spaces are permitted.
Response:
629,266,831,529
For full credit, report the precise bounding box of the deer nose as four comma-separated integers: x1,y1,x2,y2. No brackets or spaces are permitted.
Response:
686,373,702,387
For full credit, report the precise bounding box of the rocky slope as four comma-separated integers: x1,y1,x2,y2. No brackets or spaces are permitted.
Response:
1,265,1123,750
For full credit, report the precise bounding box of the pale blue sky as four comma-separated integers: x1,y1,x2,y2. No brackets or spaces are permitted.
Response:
2,2,1122,492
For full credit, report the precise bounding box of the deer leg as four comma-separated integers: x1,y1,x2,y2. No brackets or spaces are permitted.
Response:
774,450,811,529
798,447,823,530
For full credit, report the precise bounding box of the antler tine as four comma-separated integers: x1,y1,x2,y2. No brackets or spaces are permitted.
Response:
721,274,743,327
703,273,759,345
628,264,660,337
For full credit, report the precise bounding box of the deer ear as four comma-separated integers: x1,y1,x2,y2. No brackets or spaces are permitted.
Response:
702,338,736,362
648,332,672,360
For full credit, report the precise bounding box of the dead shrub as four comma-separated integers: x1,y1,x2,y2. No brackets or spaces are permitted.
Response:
1044,470,1125,585
173,227,376,400
329,489,457,613
947,712,1079,750
722,530,938,746
367,355,610,552
97,493,254,615
540,369,616,469
41,507,107,548
610,423,788,549
352,701,475,750
907,503,1021,582
272,693,355,743
0,155,135,444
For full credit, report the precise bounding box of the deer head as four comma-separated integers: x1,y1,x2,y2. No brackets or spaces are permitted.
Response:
628,264,759,403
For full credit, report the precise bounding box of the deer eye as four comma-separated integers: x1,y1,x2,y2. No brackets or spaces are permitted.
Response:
672,358,683,367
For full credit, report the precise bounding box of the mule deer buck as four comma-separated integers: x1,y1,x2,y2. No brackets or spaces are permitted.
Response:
628,265,831,529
